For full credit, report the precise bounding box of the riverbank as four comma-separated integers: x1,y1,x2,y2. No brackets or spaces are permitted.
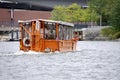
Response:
0,35,9,41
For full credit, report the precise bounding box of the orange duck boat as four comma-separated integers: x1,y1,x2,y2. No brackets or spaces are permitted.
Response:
18,19,78,52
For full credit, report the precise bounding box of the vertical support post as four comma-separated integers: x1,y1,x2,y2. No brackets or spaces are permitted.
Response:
100,15,102,27
31,21,36,50
10,8,14,28
10,28,14,41
56,23,59,51
42,22,45,38
56,23,59,40
32,21,35,35
10,8,14,40
16,28,19,40
42,21,45,39
19,23,23,50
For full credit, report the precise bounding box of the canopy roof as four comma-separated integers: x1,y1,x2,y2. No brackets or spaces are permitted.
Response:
18,19,74,27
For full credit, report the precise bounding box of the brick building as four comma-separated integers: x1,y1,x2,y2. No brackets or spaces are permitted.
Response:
0,8,51,27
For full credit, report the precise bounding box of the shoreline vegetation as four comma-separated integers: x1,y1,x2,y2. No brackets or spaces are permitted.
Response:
101,27,120,40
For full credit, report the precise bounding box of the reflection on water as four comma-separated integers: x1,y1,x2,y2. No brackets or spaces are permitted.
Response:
0,41,120,80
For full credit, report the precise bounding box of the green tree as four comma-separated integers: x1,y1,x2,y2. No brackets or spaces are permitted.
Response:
51,3,91,22
110,0,120,31
101,27,116,37
83,8,99,22
88,0,111,25
101,27,120,40
88,0,106,15
100,0,120,39
104,0,117,15
51,5,66,21
65,3,83,22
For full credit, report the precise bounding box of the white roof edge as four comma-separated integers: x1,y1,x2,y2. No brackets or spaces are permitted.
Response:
18,19,74,27
59,21,74,27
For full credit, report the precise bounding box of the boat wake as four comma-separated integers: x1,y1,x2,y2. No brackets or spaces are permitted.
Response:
0,51,42,56
14,50,44,55
0,50,61,56
0,49,95,56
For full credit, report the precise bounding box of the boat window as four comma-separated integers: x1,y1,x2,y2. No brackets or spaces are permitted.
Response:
64,26,71,40
63,27,67,40
59,25,64,40
40,22,43,34
22,23,30,38
45,23,56,39
69,28,73,39
59,25,72,40
66,27,70,40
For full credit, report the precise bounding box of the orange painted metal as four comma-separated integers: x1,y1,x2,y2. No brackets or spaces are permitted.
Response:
19,19,77,52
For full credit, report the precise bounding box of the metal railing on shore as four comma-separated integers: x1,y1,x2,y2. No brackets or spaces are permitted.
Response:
0,21,19,27
0,21,19,32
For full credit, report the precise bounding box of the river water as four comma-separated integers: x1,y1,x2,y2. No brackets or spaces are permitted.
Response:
0,41,120,80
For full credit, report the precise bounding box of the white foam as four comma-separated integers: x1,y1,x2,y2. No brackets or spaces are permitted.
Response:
14,50,44,55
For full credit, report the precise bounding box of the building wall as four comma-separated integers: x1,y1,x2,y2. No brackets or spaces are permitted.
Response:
0,8,11,22
14,10,51,22
0,8,51,26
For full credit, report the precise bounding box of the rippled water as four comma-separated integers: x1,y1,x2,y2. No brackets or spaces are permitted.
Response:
0,41,120,80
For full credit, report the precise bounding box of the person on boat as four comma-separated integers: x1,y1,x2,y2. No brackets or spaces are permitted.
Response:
46,25,56,39
48,30,55,39
44,26,49,39
72,32,79,41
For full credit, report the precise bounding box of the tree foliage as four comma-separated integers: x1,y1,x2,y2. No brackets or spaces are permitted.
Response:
51,3,99,23
83,8,99,22
88,0,120,27
88,0,106,15
88,0,110,25
51,6,66,21
101,27,116,37
51,1,120,32
51,3,82,22
110,0,120,31
89,0,120,39
101,27,120,39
